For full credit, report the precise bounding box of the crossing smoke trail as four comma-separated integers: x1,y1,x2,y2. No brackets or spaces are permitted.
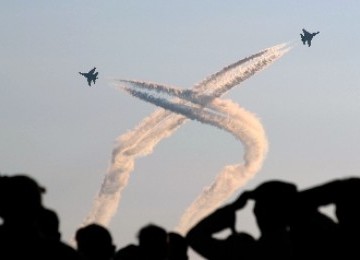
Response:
82,43,291,233
120,86,267,232
116,44,289,99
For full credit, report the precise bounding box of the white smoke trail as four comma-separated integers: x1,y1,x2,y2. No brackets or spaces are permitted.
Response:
115,43,290,100
82,43,290,231
110,43,289,158
120,86,267,232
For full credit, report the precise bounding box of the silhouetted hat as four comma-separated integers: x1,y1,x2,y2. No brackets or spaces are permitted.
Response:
9,174,45,193
0,174,46,219
6,175,46,206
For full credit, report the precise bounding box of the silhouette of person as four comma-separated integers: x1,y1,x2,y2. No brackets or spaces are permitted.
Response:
0,174,81,260
333,177,360,257
186,180,298,260
291,191,339,259
75,223,116,260
294,177,360,259
114,244,140,260
37,207,62,241
167,232,189,260
137,223,168,260
114,226,188,260
0,174,47,259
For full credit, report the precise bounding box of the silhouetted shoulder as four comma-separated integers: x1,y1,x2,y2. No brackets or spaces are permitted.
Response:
114,244,140,260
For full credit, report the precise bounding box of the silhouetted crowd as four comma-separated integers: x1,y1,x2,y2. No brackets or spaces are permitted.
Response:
1,173,359,259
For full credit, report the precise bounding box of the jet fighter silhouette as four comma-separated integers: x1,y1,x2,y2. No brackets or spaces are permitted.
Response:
300,29,319,47
79,67,99,86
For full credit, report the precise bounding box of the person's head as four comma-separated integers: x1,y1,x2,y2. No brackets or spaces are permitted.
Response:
75,223,115,260
248,180,298,233
0,174,46,223
137,223,168,260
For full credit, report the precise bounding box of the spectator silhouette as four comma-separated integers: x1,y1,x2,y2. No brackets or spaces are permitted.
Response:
37,207,61,241
334,177,360,258
0,174,46,259
167,232,189,260
294,177,360,259
114,226,188,260
0,174,80,260
137,223,168,260
75,223,116,260
114,224,174,260
4,172,358,260
186,180,298,260
114,244,140,260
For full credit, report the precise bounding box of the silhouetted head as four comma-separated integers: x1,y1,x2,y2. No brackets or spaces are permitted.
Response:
0,174,46,222
75,223,115,260
137,223,168,260
248,180,298,233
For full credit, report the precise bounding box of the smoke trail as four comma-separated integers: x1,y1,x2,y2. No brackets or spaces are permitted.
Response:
120,86,267,232
82,43,290,230
115,43,290,100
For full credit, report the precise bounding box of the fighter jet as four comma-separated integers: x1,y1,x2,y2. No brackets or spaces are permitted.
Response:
79,67,98,86
300,29,319,47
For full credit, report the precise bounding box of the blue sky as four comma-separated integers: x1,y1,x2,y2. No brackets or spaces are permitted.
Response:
1,1,360,259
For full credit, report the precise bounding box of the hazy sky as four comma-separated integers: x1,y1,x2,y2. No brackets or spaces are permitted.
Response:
1,1,360,259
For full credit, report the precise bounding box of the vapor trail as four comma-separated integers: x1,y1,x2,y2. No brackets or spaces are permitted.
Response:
115,43,290,100
120,86,267,232
82,43,290,231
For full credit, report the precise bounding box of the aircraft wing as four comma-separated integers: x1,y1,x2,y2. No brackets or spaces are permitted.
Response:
89,67,96,74
302,29,309,35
